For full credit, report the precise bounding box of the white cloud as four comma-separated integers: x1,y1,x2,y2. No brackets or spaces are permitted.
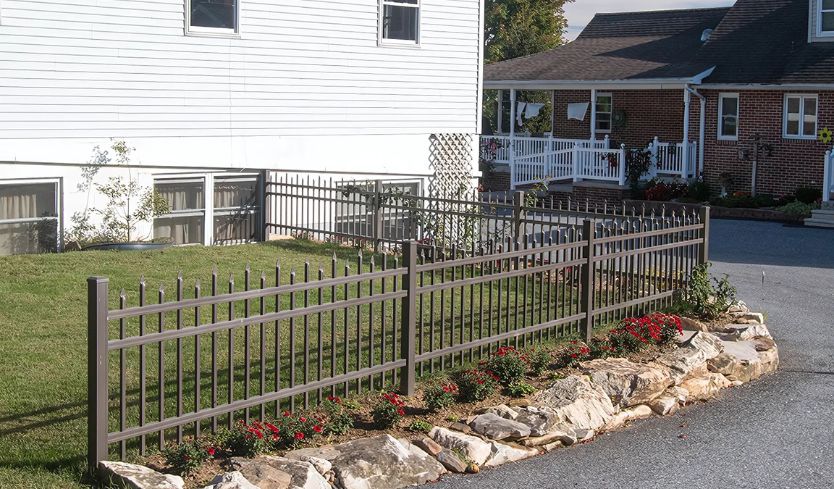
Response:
564,0,735,40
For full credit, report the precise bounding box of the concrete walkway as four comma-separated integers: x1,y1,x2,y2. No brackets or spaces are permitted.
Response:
425,219,834,489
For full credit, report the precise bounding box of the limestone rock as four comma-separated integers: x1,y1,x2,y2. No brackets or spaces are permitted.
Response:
680,317,708,332
730,312,764,324
430,427,493,466
602,404,654,431
648,394,680,416
532,375,617,432
202,472,258,489
289,435,446,489
469,413,531,440
720,323,772,341
483,404,519,420
277,453,333,477
580,358,673,407
574,429,595,443
232,456,330,489
98,461,184,489
708,339,779,383
483,442,538,468
435,449,468,473
679,372,732,401
513,406,561,437
413,436,443,457
655,331,725,384
449,422,473,434
518,425,577,447
727,301,749,314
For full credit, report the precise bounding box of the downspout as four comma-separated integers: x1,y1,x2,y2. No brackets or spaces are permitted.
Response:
686,86,707,179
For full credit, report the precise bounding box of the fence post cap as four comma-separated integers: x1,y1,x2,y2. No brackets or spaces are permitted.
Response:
87,276,109,284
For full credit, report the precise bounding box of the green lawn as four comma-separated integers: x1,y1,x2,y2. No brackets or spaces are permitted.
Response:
0,240,381,488
0,239,578,488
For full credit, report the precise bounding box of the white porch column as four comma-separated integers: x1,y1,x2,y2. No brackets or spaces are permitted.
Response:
682,88,691,179
497,89,504,134
509,89,517,189
698,95,706,178
590,88,597,141
824,151,831,203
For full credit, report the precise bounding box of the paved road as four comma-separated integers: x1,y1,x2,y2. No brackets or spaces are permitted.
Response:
425,219,834,489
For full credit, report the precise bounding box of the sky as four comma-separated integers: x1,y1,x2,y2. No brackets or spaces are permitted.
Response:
564,0,735,40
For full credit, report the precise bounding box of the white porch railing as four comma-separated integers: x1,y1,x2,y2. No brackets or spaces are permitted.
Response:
824,150,833,203
648,137,698,179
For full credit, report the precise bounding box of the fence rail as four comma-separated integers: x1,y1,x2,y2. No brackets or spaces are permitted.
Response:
88,206,710,468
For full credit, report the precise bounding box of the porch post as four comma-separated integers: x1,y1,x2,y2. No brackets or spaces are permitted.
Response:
824,151,831,203
497,89,504,134
698,95,706,178
682,88,691,179
590,88,597,141
509,89,517,189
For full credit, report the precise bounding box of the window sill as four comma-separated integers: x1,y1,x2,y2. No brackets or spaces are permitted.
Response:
782,135,817,141
185,29,241,40
717,136,738,142
378,39,421,49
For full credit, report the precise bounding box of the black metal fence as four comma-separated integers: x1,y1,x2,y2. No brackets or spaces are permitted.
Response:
88,208,709,468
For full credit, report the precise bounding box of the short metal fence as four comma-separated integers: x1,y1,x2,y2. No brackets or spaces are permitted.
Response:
88,209,709,468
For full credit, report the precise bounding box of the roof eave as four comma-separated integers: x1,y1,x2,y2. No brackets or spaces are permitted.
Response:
483,67,716,91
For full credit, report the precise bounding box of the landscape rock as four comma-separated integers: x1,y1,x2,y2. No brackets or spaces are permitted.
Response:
202,472,259,489
430,427,493,466
708,339,779,383
680,317,708,332
580,358,673,407
232,456,330,489
648,394,680,416
601,404,654,431
730,312,764,324
277,453,332,476
532,375,617,432
727,301,749,314
99,461,184,489
483,404,519,420
508,406,561,437
483,442,539,468
288,435,446,489
679,372,732,401
574,429,595,443
469,413,531,440
518,425,577,447
436,449,468,473
413,436,443,457
655,331,725,384
449,422,473,434
720,323,772,340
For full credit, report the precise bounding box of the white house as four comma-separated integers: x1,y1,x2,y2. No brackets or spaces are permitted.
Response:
0,0,485,254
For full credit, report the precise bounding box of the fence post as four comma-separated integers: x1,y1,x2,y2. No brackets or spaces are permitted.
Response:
88,277,109,472
400,242,418,396
572,143,580,182
512,190,525,242
651,136,659,177
698,206,710,264
581,220,595,343
373,180,384,252
618,143,627,187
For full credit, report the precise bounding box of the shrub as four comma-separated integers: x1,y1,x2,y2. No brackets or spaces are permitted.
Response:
553,340,591,369
480,346,528,386
795,187,822,204
506,381,536,398
423,382,458,412
614,314,683,348
777,201,815,217
607,326,647,355
687,180,711,202
589,337,617,359
527,347,552,376
647,313,684,345
263,413,321,450
455,369,499,402
407,419,433,433
679,263,737,320
318,396,354,436
371,392,407,428
216,420,269,457
162,440,213,475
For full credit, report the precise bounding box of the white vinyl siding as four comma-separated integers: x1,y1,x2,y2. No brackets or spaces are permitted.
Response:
783,94,818,139
717,93,739,141
0,0,481,139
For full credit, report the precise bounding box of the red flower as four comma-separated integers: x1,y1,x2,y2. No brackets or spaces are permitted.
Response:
397,408,405,416
295,432,305,440
327,395,342,404
299,416,307,423
206,447,216,457
313,425,323,433
283,410,292,417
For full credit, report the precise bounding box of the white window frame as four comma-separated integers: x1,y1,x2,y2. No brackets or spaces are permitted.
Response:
595,93,613,134
378,0,421,47
783,94,819,140
185,0,241,38
153,176,208,246
818,0,834,37
0,178,62,253
717,93,740,141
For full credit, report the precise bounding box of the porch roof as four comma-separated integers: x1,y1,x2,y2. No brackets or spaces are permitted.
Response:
484,7,729,90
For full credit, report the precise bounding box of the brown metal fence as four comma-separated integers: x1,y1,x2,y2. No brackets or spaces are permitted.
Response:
264,173,698,253
88,208,709,468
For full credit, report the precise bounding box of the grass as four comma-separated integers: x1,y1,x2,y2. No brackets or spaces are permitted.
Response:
0,240,379,488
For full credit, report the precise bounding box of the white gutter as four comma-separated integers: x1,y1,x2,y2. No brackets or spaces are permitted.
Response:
484,68,716,91
701,83,834,90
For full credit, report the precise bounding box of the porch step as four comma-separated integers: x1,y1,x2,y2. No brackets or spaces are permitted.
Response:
804,208,834,228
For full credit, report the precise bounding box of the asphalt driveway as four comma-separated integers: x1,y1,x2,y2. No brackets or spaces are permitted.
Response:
425,219,834,489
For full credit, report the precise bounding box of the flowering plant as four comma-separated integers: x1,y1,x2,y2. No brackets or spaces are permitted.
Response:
317,395,354,436
608,313,684,354
423,381,458,411
216,420,269,457
480,346,528,386
262,412,321,450
553,340,592,369
162,439,214,475
589,337,617,359
371,392,407,428
455,369,499,402
526,347,552,376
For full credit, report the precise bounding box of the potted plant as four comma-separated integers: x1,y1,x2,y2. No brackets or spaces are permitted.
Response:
66,140,172,251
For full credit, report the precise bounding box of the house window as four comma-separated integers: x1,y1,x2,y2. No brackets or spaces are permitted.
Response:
718,93,739,140
380,0,420,44
188,0,238,35
213,176,260,244
595,93,612,133
819,0,834,35
783,94,818,139
154,179,206,245
0,181,60,255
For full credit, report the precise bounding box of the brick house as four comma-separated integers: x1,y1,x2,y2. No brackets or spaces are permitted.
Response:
481,0,834,206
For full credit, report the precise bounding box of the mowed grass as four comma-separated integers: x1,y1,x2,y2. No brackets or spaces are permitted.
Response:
0,240,376,489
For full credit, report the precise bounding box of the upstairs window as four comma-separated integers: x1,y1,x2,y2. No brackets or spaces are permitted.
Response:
380,0,420,44
188,0,239,35
718,93,739,140
595,93,612,133
784,94,818,139
820,0,834,35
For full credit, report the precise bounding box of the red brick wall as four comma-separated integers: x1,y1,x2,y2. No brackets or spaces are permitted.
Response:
552,91,592,139
700,89,832,197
